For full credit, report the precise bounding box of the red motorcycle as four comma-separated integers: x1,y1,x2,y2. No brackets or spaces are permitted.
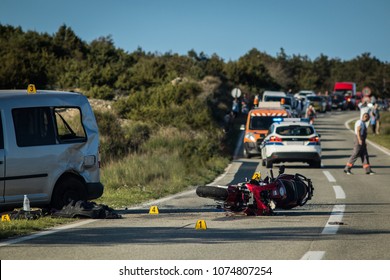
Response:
196,166,314,216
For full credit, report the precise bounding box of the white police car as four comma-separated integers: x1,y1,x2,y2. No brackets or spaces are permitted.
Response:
260,118,321,168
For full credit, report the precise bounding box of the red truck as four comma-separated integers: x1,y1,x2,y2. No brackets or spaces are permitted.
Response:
333,82,356,110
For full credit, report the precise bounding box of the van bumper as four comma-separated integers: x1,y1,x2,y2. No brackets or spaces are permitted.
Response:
86,182,104,200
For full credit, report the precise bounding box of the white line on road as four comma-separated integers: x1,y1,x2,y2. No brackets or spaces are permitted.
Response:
300,251,326,260
130,188,196,209
322,204,346,235
0,219,96,247
323,170,336,182
333,185,346,199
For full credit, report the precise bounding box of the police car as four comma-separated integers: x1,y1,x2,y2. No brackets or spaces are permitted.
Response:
260,118,321,168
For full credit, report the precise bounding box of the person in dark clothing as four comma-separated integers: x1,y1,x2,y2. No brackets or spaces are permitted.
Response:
344,113,375,175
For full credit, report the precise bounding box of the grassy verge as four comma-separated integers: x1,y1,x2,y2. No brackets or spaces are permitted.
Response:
96,126,230,209
0,216,75,240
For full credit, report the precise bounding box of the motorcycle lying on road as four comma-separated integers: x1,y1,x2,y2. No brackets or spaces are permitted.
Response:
196,166,314,216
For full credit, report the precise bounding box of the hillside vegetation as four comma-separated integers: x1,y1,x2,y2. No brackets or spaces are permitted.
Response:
1,24,389,208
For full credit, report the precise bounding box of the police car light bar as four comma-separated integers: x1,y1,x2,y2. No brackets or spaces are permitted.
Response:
280,118,310,123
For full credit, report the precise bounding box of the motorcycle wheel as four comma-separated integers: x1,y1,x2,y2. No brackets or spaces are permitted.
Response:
196,186,228,201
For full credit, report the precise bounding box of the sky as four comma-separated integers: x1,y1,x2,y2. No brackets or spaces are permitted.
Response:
1,0,390,62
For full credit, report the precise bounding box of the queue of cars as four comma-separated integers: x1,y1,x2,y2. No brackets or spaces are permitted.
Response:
241,90,325,168
240,86,376,168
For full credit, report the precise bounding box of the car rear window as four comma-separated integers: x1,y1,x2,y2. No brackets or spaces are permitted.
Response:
307,96,322,102
276,125,314,136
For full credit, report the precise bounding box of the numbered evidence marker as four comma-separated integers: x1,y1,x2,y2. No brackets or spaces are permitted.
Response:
27,84,37,94
1,214,11,222
195,219,207,230
149,205,159,214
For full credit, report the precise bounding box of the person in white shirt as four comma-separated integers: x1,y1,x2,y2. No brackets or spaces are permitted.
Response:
344,113,375,175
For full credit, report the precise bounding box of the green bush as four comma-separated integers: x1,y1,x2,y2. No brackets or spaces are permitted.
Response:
86,85,115,100
94,110,151,162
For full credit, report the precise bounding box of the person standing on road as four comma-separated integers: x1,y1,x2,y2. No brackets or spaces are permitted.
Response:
369,106,377,134
372,103,380,134
305,104,316,124
344,112,375,175
232,98,240,118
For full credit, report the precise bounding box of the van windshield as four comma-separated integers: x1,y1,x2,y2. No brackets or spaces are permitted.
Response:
249,116,277,130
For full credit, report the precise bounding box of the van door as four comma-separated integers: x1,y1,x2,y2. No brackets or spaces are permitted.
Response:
0,113,5,203
4,107,57,205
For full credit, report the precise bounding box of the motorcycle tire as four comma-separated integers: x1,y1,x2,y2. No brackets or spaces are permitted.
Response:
196,186,228,201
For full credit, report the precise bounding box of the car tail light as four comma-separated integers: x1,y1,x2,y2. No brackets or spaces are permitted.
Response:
309,136,320,143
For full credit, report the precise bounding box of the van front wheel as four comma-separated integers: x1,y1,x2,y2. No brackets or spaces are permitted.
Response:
51,176,87,210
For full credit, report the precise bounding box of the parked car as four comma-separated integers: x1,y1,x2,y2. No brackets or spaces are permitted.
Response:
262,91,286,102
324,95,332,111
0,86,104,211
294,90,316,99
306,95,327,113
331,93,347,110
260,119,321,168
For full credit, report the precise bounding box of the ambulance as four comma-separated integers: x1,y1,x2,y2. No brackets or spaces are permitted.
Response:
241,102,291,158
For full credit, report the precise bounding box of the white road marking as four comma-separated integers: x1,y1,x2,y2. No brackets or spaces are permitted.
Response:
207,161,243,186
323,170,336,182
0,219,96,247
322,204,346,235
333,185,346,199
300,251,325,260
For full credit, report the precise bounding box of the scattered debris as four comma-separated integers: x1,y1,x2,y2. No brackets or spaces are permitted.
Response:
51,200,122,219
3,200,122,220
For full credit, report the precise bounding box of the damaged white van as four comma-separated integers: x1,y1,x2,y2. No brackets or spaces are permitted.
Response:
0,87,104,210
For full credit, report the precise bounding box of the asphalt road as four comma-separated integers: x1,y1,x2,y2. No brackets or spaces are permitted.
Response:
1,110,389,260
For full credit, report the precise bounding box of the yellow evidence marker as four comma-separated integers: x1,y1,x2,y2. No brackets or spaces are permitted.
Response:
27,84,37,94
195,219,207,230
1,214,11,222
149,205,159,214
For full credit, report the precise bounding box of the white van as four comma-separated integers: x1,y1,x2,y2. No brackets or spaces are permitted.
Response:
0,87,104,210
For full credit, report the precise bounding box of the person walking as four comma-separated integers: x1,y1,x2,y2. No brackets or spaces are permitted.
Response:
372,103,380,134
305,104,316,124
369,107,377,134
232,98,240,118
344,112,375,175
253,94,259,108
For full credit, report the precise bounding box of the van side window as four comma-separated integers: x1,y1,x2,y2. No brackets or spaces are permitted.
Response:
54,107,86,143
0,114,4,149
12,107,56,147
